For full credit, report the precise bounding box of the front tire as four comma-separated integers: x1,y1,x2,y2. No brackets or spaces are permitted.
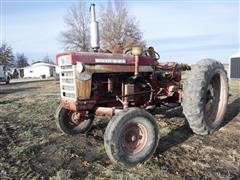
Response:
182,59,228,135
104,108,159,167
55,105,93,135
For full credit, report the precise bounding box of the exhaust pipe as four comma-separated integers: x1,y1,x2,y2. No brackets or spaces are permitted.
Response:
90,4,100,52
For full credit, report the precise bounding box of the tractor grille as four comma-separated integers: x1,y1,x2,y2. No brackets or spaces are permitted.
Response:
230,57,240,79
59,65,76,100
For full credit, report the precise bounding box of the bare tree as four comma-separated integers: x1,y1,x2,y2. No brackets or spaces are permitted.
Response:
60,1,145,53
100,1,145,53
0,43,15,67
16,53,29,68
60,1,90,52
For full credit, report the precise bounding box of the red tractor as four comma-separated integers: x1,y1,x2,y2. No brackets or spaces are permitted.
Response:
55,4,228,167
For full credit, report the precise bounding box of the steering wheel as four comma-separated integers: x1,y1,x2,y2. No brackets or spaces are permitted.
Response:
144,49,160,61
124,48,132,55
124,47,160,61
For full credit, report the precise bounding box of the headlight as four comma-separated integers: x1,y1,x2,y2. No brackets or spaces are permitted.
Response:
76,62,85,73
76,62,90,81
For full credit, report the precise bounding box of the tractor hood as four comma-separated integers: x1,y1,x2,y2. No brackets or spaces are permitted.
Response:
56,52,155,66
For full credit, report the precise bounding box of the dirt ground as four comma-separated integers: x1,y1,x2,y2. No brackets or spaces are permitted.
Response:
0,80,239,179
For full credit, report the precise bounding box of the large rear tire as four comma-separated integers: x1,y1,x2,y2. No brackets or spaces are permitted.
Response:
104,108,159,167
55,105,93,135
182,59,228,135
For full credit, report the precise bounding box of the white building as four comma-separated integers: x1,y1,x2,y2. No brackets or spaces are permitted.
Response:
23,62,58,78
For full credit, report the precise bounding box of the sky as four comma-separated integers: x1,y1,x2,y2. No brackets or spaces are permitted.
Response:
0,0,239,64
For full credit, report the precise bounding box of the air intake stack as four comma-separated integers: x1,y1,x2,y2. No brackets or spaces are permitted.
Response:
90,4,100,52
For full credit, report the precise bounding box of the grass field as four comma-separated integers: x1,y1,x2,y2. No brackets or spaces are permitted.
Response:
0,80,239,179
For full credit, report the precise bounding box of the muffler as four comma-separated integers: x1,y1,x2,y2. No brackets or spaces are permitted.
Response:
90,4,100,52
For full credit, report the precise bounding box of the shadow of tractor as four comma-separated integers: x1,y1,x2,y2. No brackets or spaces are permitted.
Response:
155,97,240,155
221,97,240,127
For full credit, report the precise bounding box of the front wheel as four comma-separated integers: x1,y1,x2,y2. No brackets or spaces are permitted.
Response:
55,105,93,135
104,108,159,167
182,59,228,135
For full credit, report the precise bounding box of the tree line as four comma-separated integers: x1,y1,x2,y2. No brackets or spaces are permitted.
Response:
0,43,29,69
0,43,54,69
